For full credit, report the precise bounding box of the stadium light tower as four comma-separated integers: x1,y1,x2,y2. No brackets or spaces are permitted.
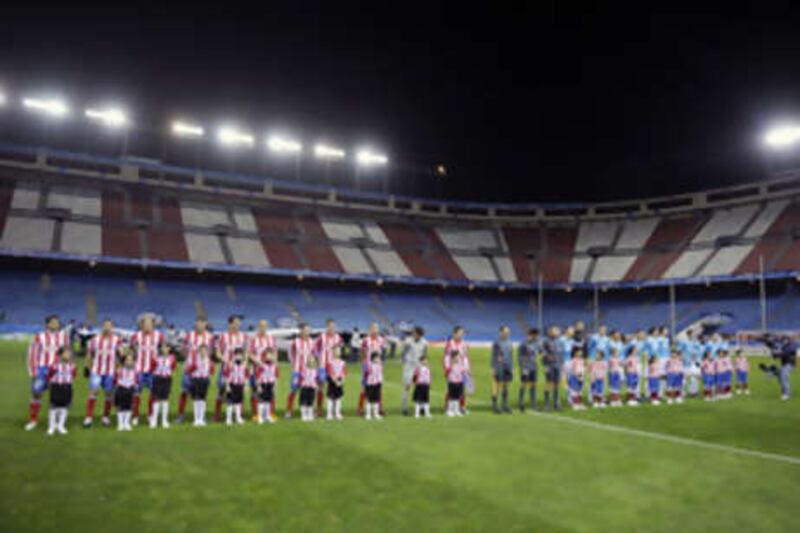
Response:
171,120,205,138
85,107,129,129
22,96,70,118
267,134,302,154
763,124,800,149
314,143,346,161
356,149,388,167
217,125,254,148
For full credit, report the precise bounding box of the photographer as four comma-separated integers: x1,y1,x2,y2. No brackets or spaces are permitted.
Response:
760,335,797,400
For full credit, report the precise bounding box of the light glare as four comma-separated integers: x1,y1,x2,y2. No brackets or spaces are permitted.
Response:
217,126,254,147
314,143,346,160
22,97,70,117
356,149,388,166
764,125,800,148
171,120,205,138
267,135,302,154
85,107,128,128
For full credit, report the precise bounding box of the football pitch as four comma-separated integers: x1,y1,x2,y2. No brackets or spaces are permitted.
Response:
1,340,799,532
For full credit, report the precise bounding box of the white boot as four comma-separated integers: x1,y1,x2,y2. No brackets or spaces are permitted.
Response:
365,403,372,420
161,402,170,428
150,403,159,428
226,405,233,426
47,409,57,436
414,403,421,418
235,405,244,424
326,400,334,420
117,413,125,431
335,400,343,420
373,403,382,420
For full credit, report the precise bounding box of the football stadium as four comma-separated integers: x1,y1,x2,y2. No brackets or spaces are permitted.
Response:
2,5,800,532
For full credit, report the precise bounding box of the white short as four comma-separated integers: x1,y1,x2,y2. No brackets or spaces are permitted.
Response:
402,365,418,387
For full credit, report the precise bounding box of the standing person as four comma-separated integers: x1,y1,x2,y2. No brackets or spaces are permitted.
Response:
223,349,248,426
326,348,347,420
567,348,586,411
399,326,427,416
315,319,342,416
607,348,623,407
491,325,514,414
364,351,384,421
647,355,661,405
46,346,77,436
82,319,124,428
701,353,717,401
299,356,319,422
285,323,314,418
176,318,214,424
624,346,641,406
214,315,248,422
359,323,386,416
716,350,733,399
445,351,467,417
114,353,138,432
255,352,280,424
588,325,611,360
442,325,470,414
26,314,70,431
734,350,750,395
129,314,164,426
665,349,684,405
572,321,587,355
588,352,607,408
412,355,432,418
150,342,177,428
517,328,541,412
541,325,562,410
187,344,214,426
248,319,276,420
760,335,797,400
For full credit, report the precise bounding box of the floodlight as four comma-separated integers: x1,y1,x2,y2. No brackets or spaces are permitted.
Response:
267,135,302,154
764,125,800,149
356,149,388,166
171,120,205,138
85,107,128,128
314,143,346,160
217,126,254,147
22,97,70,117
0,92,5,106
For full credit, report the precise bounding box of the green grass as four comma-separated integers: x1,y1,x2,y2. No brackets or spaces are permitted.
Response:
1,340,799,532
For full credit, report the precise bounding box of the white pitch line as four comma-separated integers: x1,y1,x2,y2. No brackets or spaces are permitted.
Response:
530,411,800,466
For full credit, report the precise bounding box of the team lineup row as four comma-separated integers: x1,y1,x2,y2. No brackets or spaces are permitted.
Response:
24,314,749,435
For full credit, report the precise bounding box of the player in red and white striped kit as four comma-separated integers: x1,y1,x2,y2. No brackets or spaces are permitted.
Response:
176,318,214,423
326,347,347,420
412,355,432,418
47,346,77,436
315,318,342,415
248,319,276,420
26,314,70,431
114,354,139,431
186,345,215,426
128,314,164,425
223,349,249,425
443,326,471,413
254,352,280,423
364,352,384,420
150,342,177,428
299,356,319,422
285,323,314,418
445,351,467,417
83,319,124,428
358,323,385,416
214,315,248,421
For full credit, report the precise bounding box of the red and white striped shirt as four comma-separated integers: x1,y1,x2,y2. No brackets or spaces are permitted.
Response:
446,361,466,384
717,357,733,373
115,367,138,388
49,361,77,384
443,338,470,372
300,367,318,388
188,358,214,379
702,359,716,375
151,354,177,378
224,362,249,386
290,336,315,373
327,358,347,382
28,330,69,376
365,360,383,385
569,357,585,377
361,335,385,362
648,360,660,378
666,358,684,374
413,365,431,385
216,331,248,365
589,360,607,381
625,355,640,374
608,357,622,374
88,333,123,375
735,355,749,372
249,333,276,363
183,330,214,368
129,330,164,373
255,362,279,385
315,332,342,368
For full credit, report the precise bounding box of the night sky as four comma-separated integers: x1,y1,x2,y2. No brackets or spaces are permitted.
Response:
2,3,800,203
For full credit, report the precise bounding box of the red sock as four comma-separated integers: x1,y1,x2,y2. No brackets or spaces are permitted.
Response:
85,396,96,418
357,391,366,414
214,398,223,420
316,390,324,412
103,398,112,417
251,396,258,418
30,399,41,423
147,395,154,417
132,394,141,418
178,392,188,416
286,392,295,414
460,395,466,410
